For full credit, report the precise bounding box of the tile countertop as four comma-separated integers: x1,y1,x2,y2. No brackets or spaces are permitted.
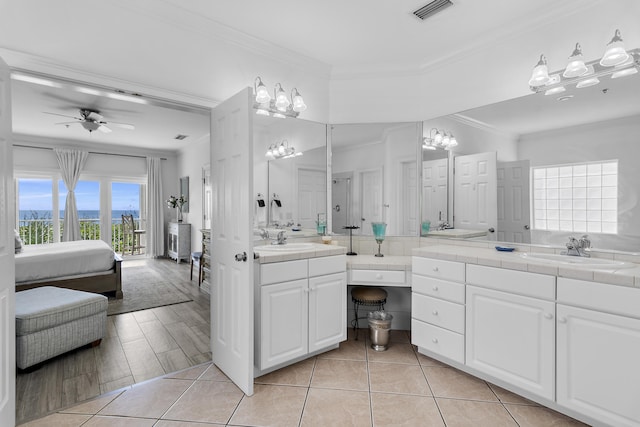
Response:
346,255,412,271
413,245,640,288
254,243,346,264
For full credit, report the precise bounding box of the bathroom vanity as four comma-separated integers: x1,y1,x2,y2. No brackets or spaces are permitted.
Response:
412,244,640,427
253,243,347,376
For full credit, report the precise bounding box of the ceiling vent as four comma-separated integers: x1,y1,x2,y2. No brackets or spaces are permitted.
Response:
174,134,188,141
413,0,453,20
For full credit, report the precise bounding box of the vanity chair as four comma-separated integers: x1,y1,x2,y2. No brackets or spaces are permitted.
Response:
351,287,387,339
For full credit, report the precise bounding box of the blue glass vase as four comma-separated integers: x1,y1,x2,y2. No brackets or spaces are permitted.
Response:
371,222,387,257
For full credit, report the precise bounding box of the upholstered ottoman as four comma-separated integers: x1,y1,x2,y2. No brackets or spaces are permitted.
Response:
15,286,107,369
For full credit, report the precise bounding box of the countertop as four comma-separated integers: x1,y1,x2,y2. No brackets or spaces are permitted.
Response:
413,245,640,288
254,243,346,263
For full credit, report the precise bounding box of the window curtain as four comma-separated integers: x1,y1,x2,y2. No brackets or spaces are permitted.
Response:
146,157,164,257
55,148,89,241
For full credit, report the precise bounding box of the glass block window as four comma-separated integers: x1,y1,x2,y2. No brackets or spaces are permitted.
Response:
532,160,618,234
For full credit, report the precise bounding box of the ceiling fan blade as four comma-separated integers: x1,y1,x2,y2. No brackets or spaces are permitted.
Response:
43,111,82,120
107,122,135,130
98,124,112,133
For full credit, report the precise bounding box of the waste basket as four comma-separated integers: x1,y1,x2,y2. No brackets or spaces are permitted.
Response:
368,311,393,351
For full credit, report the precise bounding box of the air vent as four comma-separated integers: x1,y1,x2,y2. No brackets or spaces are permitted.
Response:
413,0,453,20
174,134,188,141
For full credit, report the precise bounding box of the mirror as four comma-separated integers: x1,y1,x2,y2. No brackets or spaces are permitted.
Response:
331,122,421,236
253,115,327,239
180,176,189,213
422,73,640,252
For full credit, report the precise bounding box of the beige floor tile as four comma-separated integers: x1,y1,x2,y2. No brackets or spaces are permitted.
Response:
255,357,316,386
386,329,411,343
369,362,430,395
371,393,445,426
100,376,134,395
229,384,308,427
310,359,369,391
416,352,448,367
318,336,367,361
504,403,590,427
366,342,419,365
59,391,124,415
199,363,231,382
99,378,192,418
157,348,193,374
301,388,371,427
164,363,210,380
121,337,165,382
437,398,518,427
112,313,145,343
18,413,91,427
83,416,157,427
488,383,539,406
424,367,498,401
132,308,158,324
162,380,243,424
139,319,180,354
155,421,225,427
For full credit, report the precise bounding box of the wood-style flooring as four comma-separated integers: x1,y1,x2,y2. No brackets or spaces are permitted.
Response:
15,257,211,425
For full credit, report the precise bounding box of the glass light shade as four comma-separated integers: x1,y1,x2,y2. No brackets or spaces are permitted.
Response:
576,76,600,88
434,131,443,144
255,78,271,103
292,94,306,112
442,134,450,146
278,143,286,154
529,55,550,87
448,136,458,147
274,84,290,111
563,43,588,78
600,30,629,67
544,86,566,96
611,67,638,79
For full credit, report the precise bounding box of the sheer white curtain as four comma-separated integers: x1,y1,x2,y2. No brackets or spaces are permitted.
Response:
146,157,164,257
55,148,89,241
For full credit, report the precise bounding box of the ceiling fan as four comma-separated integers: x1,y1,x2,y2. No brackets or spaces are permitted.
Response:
44,109,135,133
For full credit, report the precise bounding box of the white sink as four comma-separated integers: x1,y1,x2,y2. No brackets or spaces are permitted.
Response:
427,228,487,238
255,243,317,252
519,253,635,269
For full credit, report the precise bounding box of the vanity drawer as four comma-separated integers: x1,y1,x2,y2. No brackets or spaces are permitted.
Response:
412,293,465,334
309,255,346,277
350,269,406,285
466,264,555,300
412,257,465,282
558,278,640,319
412,319,464,364
260,259,307,285
412,275,465,304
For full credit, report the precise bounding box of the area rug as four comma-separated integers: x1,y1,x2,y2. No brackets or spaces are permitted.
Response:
107,265,192,316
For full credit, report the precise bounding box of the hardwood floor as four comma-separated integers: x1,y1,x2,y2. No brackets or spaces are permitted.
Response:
15,257,211,425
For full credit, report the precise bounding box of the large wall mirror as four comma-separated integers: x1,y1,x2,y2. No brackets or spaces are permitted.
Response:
422,73,640,252
253,114,327,239
331,122,421,236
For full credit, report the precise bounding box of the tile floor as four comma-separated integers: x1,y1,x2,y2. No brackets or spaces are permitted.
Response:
19,329,589,427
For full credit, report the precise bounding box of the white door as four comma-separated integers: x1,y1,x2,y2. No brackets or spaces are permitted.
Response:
466,285,555,400
359,168,383,234
400,160,417,235
297,168,326,229
0,56,15,427
422,158,448,225
454,152,497,238
497,160,531,243
308,272,347,352
557,304,640,427
210,88,254,395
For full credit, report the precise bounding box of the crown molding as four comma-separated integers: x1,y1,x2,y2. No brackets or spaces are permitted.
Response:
449,113,519,140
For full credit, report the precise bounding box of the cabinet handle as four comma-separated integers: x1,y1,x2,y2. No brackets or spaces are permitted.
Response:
432,310,438,316
376,274,383,280
432,338,438,343
432,286,439,291
558,317,567,323
544,313,553,320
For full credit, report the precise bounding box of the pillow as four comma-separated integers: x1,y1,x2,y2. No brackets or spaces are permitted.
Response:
14,229,23,254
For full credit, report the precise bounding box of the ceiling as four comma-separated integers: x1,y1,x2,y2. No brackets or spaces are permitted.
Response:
2,0,638,151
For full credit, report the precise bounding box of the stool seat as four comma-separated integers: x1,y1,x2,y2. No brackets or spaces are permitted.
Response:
352,287,387,304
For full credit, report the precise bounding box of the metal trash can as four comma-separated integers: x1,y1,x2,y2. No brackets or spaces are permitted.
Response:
368,311,393,351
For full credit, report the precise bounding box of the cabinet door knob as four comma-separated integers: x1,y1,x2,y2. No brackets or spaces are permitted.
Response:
432,286,439,291
432,338,438,343
432,310,438,316
376,274,383,280
234,252,247,262
558,317,567,323
544,313,553,320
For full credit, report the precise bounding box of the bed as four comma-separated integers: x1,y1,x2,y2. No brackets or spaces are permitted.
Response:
15,240,123,299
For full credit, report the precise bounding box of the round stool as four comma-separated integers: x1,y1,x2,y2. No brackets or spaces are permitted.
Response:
351,287,387,339
190,251,203,286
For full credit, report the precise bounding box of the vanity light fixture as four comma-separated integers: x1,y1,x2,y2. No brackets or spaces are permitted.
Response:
253,77,307,118
528,30,639,95
265,139,303,160
423,128,458,150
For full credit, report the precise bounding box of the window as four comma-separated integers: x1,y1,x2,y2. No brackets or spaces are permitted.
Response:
17,178,56,244
532,160,618,234
59,180,101,240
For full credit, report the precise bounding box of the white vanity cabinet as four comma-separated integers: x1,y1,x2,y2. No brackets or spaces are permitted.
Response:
465,264,556,401
411,257,466,364
167,222,190,263
257,255,346,372
556,278,640,427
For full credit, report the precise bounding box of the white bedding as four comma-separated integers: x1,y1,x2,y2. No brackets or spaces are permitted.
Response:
15,240,115,283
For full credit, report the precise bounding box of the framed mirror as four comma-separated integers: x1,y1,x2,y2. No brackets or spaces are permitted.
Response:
179,176,189,213
422,72,640,252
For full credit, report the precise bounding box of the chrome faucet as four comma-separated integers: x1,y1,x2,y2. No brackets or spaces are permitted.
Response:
257,228,269,240
438,221,452,231
271,230,287,245
563,235,591,257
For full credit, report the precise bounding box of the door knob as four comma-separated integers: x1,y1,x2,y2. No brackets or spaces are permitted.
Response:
488,228,495,233
234,252,247,262
524,225,530,230
334,204,341,212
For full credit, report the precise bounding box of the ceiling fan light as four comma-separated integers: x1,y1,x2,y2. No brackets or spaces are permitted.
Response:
529,54,550,87
563,43,588,78
254,77,271,104
600,29,630,67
